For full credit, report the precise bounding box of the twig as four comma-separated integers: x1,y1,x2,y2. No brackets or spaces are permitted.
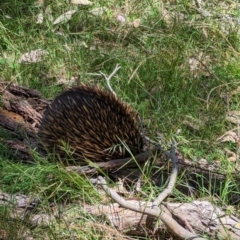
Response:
128,60,144,84
143,135,159,145
93,141,203,239
164,203,196,234
194,0,212,17
67,150,156,175
206,83,228,110
100,64,121,95
94,176,204,240
193,57,219,81
153,142,178,205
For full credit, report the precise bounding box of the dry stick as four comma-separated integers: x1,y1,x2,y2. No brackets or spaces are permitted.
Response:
145,142,179,235
195,58,225,110
164,203,196,234
95,144,204,239
0,113,36,138
95,176,204,240
71,151,155,175
153,142,178,206
194,0,213,17
100,64,121,95
128,60,144,84
193,57,219,81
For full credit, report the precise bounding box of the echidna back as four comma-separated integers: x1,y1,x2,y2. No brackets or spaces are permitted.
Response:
38,85,143,162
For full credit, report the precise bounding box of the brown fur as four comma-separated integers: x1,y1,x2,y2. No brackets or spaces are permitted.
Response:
38,85,143,162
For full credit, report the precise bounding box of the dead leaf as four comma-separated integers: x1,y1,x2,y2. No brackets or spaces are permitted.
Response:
0,229,7,239
53,10,77,25
18,49,48,63
45,5,53,23
189,52,211,78
189,57,199,71
217,131,239,143
219,135,237,143
161,8,172,26
202,28,208,38
36,13,44,24
131,18,140,28
183,115,204,130
89,7,108,16
69,0,92,5
117,15,126,23
226,111,240,124
223,148,237,162
230,86,240,96
36,0,44,5
198,158,208,168
56,77,77,86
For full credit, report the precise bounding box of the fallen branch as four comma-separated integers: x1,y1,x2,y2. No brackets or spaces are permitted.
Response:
93,144,205,239
1,191,240,239
94,176,203,239
153,142,178,205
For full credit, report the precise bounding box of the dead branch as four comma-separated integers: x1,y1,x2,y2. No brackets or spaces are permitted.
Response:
1,191,240,239
153,143,178,205
66,150,157,175
94,176,204,240
100,64,121,95
93,144,204,239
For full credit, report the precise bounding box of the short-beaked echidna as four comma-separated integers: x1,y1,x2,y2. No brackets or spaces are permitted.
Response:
38,85,143,162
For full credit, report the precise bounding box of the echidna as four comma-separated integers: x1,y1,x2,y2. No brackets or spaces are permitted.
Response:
38,85,143,162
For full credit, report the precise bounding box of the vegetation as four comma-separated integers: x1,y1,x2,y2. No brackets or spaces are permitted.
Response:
0,0,240,239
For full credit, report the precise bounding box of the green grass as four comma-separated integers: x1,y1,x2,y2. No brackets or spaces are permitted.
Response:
0,159,99,202
0,0,240,238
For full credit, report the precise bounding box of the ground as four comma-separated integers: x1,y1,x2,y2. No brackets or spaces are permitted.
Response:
0,0,240,239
